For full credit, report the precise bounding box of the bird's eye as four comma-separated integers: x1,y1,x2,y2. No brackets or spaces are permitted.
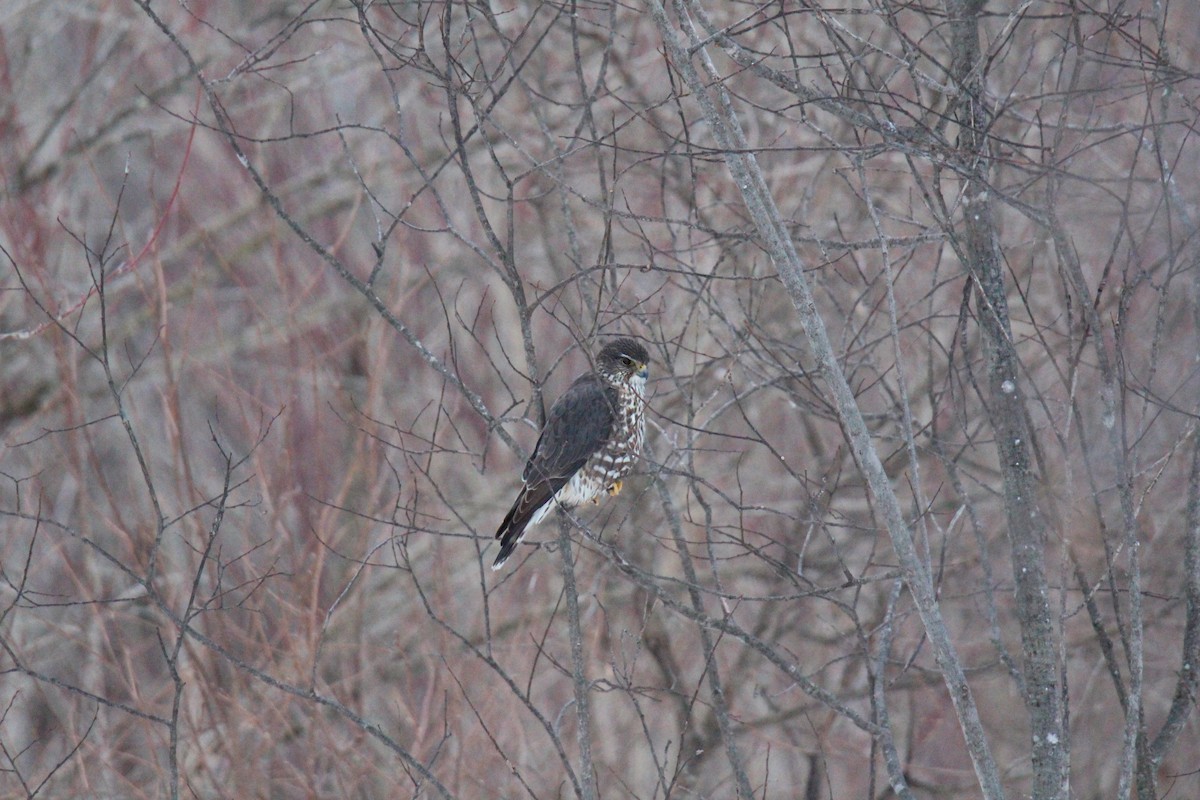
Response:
619,355,633,367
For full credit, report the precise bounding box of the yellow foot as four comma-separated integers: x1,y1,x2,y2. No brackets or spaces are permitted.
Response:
607,479,623,497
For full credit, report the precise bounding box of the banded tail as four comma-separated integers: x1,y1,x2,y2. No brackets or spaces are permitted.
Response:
492,481,555,569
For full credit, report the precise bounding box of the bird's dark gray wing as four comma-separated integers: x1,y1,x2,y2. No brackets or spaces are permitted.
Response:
522,373,617,485
492,374,616,569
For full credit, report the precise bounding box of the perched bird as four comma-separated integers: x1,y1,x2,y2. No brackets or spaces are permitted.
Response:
492,338,650,570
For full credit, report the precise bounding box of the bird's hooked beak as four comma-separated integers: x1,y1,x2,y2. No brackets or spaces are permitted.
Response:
636,361,649,380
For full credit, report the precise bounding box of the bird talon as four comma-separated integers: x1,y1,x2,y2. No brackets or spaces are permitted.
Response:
607,480,623,496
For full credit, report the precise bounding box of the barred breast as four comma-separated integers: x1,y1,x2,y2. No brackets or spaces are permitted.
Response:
590,374,646,485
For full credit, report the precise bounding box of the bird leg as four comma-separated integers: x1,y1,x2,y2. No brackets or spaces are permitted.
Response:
607,479,623,497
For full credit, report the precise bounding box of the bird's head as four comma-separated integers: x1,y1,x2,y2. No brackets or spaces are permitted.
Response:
597,338,650,384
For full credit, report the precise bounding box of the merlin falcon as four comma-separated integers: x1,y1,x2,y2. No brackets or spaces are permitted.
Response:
492,338,650,570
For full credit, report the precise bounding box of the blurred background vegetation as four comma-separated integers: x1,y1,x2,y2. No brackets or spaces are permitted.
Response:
3,1,1200,797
